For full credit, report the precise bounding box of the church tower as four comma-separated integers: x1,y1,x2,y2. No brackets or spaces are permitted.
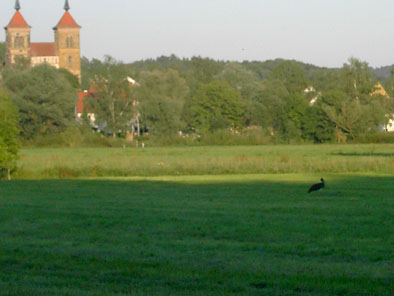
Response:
53,0,81,79
4,0,31,66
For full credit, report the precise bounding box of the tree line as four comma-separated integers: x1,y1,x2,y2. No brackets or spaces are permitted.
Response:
81,55,394,143
1,47,394,177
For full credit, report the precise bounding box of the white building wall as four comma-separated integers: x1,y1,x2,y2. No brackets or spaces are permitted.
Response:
385,118,394,132
31,56,59,68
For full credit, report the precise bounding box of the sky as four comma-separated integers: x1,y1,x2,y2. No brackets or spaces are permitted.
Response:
1,0,394,68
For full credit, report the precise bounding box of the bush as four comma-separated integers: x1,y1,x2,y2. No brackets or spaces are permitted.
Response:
60,126,84,148
355,132,394,144
198,128,274,146
25,127,118,148
0,91,20,179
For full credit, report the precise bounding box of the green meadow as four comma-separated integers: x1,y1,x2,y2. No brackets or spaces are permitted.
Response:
16,144,394,178
1,145,393,295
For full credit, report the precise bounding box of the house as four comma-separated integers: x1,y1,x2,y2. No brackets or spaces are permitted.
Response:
371,83,394,132
385,117,394,132
76,86,96,127
304,86,321,106
371,82,389,97
76,77,140,136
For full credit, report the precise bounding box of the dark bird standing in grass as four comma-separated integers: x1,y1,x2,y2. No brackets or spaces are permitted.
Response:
308,178,325,193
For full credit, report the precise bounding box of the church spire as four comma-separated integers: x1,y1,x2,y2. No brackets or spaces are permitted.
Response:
64,0,70,11
15,0,21,11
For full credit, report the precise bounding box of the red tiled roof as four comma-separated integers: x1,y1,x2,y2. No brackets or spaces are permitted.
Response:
30,43,57,57
88,84,98,93
54,11,80,29
77,91,88,113
6,11,30,28
77,91,94,114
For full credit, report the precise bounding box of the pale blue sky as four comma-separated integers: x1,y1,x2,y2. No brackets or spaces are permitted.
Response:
1,0,393,68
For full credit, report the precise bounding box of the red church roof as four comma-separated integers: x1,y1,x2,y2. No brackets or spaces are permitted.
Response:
54,11,80,29
6,11,30,28
30,43,57,57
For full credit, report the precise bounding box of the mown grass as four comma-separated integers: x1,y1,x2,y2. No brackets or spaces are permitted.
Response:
15,144,394,179
0,174,393,295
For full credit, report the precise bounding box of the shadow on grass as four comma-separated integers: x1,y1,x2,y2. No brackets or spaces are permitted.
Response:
1,174,393,200
0,175,393,295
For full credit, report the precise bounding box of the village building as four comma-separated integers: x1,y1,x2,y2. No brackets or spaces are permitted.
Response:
372,83,394,132
76,77,141,138
4,0,81,80
76,87,96,127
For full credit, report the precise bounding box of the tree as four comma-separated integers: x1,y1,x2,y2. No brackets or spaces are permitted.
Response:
87,56,137,137
302,105,335,143
340,58,375,102
58,68,80,89
216,62,262,100
310,68,341,93
183,80,245,133
81,57,106,91
247,79,289,129
0,42,5,64
247,77,315,141
322,58,390,139
3,64,77,139
323,97,365,139
384,66,394,97
188,57,224,85
0,90,20,180
269,60,309,94
137,69,189,136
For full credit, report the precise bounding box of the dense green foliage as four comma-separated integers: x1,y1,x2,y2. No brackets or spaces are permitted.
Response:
58,68,81,89
2,65,78,140
137,69,189,135
0,90,20,179
384,66,394,97
0,174,393,295
0,42,5,65
86,56,138,137
80,56,394,144
183,80,245,133
321,59,391,139
1,53,393,145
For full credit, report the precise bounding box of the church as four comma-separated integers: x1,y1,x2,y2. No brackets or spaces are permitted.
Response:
4,0,81,79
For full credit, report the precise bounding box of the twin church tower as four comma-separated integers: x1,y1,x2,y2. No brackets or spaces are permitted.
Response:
4,0,81,79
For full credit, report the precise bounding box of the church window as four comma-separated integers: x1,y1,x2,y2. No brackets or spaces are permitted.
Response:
66,36,74,48
68,56,72,66
14,36,24,48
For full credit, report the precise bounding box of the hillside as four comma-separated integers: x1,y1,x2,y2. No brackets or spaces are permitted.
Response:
371,65,394,79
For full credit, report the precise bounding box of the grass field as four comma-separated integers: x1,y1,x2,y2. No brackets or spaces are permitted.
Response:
0,173,393,295
15,144,394,178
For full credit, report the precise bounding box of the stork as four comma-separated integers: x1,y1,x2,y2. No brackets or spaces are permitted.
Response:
308,178,325,193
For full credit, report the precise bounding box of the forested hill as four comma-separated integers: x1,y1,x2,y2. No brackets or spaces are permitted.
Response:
126,55,330,81
371,65,394,79
0,39,392,81
2,44,394,144
81,55,344,94
128,55,394,79
77,55,394,144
